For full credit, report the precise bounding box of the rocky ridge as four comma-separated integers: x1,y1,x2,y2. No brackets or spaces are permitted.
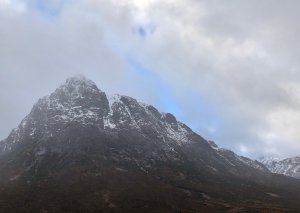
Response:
260,156,300,179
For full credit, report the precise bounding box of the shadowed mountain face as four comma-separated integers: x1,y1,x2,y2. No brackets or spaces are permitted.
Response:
1,75,300,212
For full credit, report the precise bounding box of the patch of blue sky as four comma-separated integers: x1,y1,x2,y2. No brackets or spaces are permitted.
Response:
34,0,66,17
179,88,221,135
103,30,219,134
126,56,182,118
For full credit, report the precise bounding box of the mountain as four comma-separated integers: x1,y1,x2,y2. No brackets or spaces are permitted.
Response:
1,75,300,212
208,141,268,172
260,156,300,179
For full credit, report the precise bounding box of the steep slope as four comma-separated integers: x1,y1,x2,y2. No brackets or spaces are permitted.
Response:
1,75,300,212
260,156,300,179
208,141,268,172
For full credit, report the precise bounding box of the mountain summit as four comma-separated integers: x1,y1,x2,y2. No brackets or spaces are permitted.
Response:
1,76,300,212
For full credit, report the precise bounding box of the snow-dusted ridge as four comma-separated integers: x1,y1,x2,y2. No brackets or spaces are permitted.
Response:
104,92,192,145
259,156,300,179
208,140,268,172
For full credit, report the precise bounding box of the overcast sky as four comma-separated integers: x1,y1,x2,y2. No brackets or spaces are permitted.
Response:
2,0,300,158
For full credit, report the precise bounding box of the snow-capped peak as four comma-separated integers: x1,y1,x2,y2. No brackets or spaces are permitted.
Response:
65,74,98,89
259,156,300,179
259,156,281,165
